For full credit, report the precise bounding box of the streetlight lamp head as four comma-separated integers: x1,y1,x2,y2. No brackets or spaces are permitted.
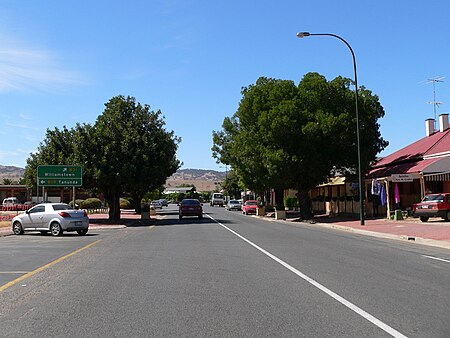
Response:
296,32,311,38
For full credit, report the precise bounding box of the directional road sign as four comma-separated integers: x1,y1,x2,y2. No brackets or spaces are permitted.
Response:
37,165,83,187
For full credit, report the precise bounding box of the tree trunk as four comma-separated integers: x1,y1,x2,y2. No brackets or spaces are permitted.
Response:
274,188,284,209
132,192,143,214
296,189,313,220
105,188,121,221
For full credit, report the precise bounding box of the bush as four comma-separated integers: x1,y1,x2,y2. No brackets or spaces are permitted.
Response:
284,196,299,210
69,199,84,208
120,198,131,209
82,198,102,209
265,204,275,212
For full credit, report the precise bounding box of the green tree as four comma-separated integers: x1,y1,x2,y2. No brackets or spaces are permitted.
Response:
82,95,180,220
24,95,180,221
221,170,243,199
2,178,13,185
212,73,388,219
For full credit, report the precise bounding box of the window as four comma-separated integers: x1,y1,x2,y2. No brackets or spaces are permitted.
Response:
30,206,45,213
52,204,72,211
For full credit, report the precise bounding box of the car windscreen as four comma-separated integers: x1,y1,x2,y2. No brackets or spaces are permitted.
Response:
246,201,257,206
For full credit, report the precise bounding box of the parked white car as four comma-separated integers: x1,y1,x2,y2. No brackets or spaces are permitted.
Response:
226,199,242,211
11,203,89,236
151,200,163,209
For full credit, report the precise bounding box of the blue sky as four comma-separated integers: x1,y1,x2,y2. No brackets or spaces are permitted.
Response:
0,1,449,171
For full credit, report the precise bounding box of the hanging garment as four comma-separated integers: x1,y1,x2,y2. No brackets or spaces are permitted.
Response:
372,180,382,196
394,183,400,204
380,184,387,207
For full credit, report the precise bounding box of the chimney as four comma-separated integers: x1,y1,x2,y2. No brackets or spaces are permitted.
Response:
439,113,449,132
425,118,435,136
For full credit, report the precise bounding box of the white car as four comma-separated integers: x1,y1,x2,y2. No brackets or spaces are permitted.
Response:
151,200,163,209
226,199,242,211
11,203,89,236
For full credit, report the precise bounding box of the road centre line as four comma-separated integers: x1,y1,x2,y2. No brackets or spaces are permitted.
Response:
0,240,101,293
422,255,450,264
206,214,407,338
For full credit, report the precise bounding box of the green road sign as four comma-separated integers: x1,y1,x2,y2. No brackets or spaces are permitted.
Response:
37,165,83,186
38,178,83,187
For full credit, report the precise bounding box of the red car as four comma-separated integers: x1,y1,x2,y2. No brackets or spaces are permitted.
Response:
242,200,258,215
179,199,203,219
413,193,450,222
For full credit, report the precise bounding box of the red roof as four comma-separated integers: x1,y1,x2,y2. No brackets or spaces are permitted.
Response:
368,128,450,178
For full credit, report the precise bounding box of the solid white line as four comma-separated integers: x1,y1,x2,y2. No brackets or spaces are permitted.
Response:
422,255,450,263
206,214,407,338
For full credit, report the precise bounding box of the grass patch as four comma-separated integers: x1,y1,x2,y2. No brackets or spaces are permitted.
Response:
0,221,10,228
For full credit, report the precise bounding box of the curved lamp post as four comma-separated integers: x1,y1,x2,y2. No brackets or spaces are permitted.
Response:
296,32,365,225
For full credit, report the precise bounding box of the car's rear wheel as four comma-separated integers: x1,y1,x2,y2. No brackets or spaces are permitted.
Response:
77,229,88,236
50,222,63,236
419,216,429,222
445,210,450,221
12,222,24,235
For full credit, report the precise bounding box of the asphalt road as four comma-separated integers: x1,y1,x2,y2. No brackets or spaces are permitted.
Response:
1,204,450,337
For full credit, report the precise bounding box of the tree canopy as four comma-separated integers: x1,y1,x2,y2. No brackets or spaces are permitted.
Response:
24,95,180,221
212,73,388,218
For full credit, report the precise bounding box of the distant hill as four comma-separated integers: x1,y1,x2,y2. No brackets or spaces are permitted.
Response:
0,165,25,182
0,166,224,192
165,169,226,192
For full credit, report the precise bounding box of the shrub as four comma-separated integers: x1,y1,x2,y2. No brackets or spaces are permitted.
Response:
284,196,299,210
82,198,102,209
265,204,275,212
120,198,131,209
69,199,84,208
275,203,285,211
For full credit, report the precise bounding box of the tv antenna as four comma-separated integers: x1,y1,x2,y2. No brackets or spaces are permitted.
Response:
425,76,444,130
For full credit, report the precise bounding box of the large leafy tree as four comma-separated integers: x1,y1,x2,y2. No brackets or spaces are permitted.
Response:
212,73,388,218
91,96,180,218
24,95,180,221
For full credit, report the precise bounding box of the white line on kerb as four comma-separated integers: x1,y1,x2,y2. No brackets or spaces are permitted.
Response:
206,214,407,338
422,255,450,263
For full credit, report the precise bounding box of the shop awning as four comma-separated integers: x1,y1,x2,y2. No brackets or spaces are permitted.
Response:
367,157,444,179
422,156,450,181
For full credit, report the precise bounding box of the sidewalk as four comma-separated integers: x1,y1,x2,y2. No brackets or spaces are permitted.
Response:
285,213,450,250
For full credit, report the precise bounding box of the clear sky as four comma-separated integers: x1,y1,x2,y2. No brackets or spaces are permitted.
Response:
1,0,449,171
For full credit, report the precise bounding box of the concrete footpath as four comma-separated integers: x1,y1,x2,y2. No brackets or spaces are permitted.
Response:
2,210,450,250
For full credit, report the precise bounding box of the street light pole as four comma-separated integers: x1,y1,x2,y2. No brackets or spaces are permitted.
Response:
296,32,365,225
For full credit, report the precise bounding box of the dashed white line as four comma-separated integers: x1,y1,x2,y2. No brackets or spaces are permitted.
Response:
206,213,407,338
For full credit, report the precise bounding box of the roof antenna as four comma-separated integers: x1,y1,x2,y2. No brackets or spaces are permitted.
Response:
425,76,445,131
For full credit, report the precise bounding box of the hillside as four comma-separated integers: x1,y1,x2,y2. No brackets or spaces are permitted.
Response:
0,165,24,182
165,169,226,192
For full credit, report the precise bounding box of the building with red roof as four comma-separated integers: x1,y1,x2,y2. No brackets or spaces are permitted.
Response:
367,114,450,217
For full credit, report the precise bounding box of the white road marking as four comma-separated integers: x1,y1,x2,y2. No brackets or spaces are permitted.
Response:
206,214,407,338
422,255,450,263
